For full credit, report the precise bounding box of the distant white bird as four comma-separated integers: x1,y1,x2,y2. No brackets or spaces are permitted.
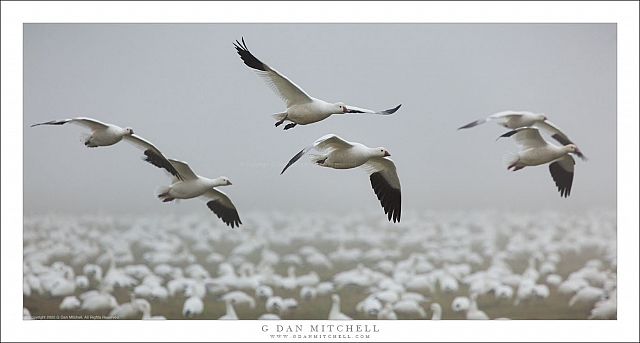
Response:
266,296,284,314
136,299,166,320
300,286,318,301
569,286,605,307
328,294,352,320
30,117,183,179
494,284,514,300
393,299,426,318
466,294,489,320
183,296,204,318
220,291,256,309
156,159,241,228
499,127,580,197
81,293,118,312
75,275,90,289
430,303,442,320
589,290,616,319
451,296,470,312
59,296,81,311
545,274,563,287
110,295,142,319
281,134,401,222
316,282,335,296
356,296,383,316
458,110,586,159
219,299,239,320
234,38,401,130
255,285,274,301
377,303,397,320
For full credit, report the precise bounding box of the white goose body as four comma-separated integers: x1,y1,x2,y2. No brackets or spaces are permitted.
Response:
500,127,579,197
167,177,227,200
517,144,572,167
286,99,337,125
156,159,241,228
322,144,378,170
88,125,130,146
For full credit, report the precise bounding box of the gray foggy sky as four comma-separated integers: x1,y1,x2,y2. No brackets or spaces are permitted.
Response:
23,24,616,215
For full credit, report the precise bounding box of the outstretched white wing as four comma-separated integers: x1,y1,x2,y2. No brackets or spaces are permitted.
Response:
498,127,549,151
168,159,198,181
458,111,529,130
280,134,354,174
31,117,110,131
344,104,402,116
234,38,313,107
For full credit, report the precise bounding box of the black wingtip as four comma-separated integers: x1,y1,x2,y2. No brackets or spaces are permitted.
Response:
576,151,588,161
370,172,401,223
30,120,66,127
458,119,483,130
497,129,519,140
281,148,306,175
549,162,573,198
233,37,267,72
383,104,402,115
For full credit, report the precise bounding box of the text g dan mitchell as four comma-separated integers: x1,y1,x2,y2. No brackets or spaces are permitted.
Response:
261,324,380,333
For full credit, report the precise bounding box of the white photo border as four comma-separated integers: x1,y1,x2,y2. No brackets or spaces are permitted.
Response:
2,1,638,342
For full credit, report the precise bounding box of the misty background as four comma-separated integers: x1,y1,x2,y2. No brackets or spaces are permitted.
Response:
23,24,616,216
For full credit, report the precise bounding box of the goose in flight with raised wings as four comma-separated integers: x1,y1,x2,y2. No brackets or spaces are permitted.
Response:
31,117,182,180
499,127,580,197
233,38,401,130
458,110,586,160
281,134,401,222
157,159,242,228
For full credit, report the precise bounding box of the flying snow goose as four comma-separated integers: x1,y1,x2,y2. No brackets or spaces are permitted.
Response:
499,127,579,197
157,159,242,228
458,111,586,160
31,117,182,179
233,38,401,130
280,134,401,222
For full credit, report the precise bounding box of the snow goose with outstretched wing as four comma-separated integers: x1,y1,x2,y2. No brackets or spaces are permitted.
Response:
459,111,586,160
280,134,401,222
31,117,182,179
499,127,579,197
157,159,241,228
233,38,401,130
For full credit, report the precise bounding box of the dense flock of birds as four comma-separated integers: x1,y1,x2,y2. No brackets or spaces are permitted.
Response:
30,37,587,228
23,210,616,320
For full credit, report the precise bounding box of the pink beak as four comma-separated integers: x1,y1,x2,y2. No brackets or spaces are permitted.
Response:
343,106,348,113
384,151,391,157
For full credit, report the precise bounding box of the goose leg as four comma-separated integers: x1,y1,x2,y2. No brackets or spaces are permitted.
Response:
283,123,297,130
275,119,286,127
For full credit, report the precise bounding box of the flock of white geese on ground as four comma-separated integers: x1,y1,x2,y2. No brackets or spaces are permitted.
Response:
30,38,587,228
23,210,615,320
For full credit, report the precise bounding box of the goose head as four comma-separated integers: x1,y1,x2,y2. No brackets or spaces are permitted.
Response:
334,102,347,113
372,147,391,157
